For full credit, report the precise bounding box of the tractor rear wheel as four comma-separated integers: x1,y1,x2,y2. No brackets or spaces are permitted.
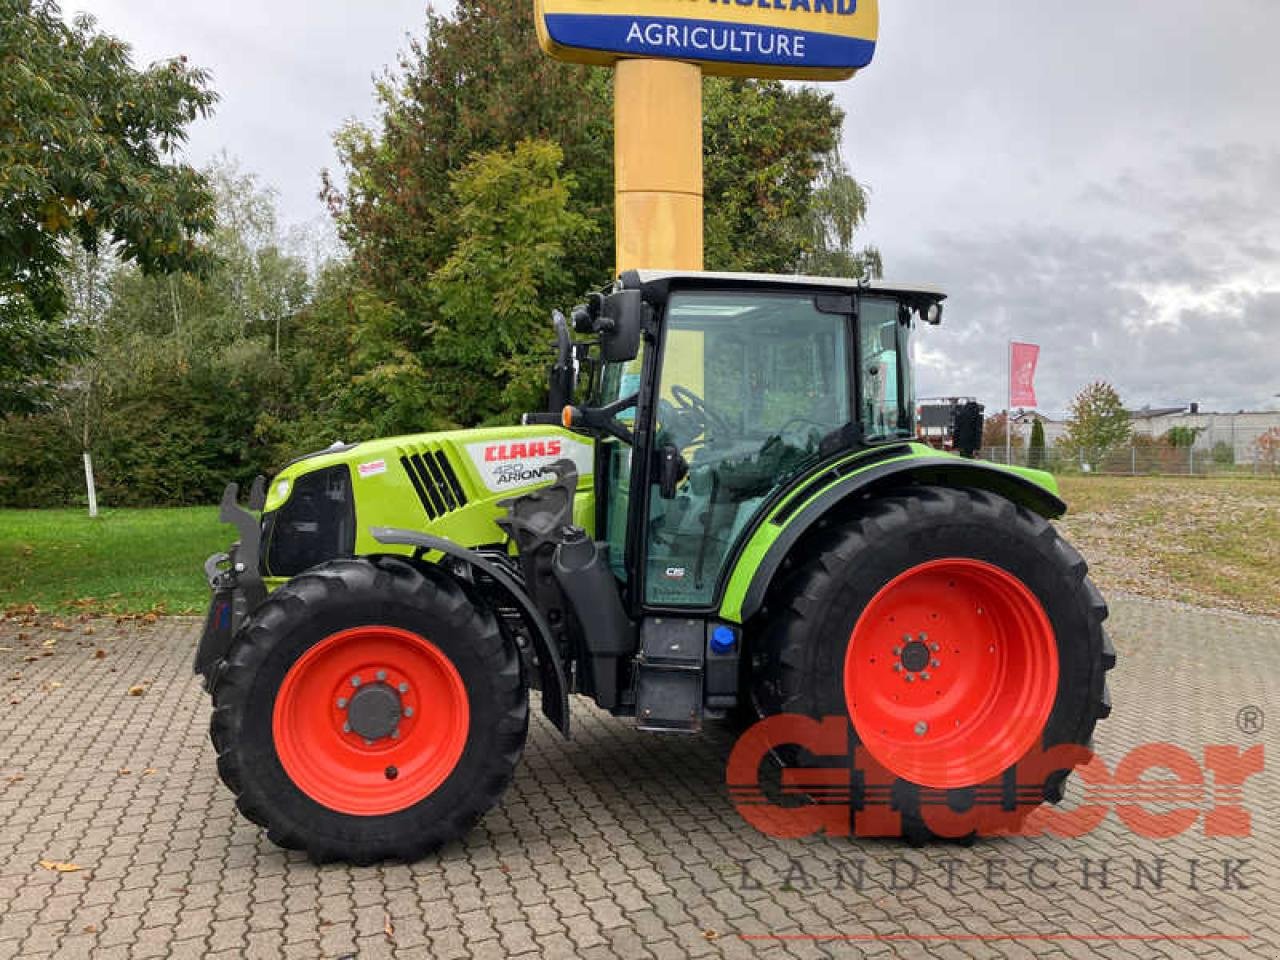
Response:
210,556,527,863
753,485,1114,840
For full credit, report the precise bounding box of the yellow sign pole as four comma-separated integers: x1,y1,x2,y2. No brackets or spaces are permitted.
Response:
613,59,703,273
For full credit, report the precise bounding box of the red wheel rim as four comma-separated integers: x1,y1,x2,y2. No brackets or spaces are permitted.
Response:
272,626,470,815
843,559,1058,789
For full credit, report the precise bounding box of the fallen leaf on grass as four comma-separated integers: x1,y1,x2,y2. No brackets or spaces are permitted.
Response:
82,626,95,636
143,768,156,776
38,860,83,873
703,929,719,941
82,924,97,934
118,768,131,775
383,912,395,940
5,774,23,784
93,649,107,659
42,638,57,648
43,681,62,692
127,684,147,697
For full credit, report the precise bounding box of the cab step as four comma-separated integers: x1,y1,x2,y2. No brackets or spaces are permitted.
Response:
635,618,704,733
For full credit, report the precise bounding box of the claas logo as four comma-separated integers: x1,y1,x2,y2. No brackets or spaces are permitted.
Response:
483,440,563,462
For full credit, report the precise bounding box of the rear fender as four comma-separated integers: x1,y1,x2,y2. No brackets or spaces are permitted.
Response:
370,527,571,738
724,455,1066,624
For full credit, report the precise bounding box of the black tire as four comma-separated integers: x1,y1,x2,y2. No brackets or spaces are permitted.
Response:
210,555,528,863
752,485,1114,841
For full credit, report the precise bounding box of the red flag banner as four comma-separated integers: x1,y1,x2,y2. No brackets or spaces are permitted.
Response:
1010,342,1040,409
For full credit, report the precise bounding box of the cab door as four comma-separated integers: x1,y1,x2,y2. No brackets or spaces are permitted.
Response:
639,289,853,609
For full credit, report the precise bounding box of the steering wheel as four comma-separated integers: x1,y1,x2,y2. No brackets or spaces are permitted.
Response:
669,384,735,441
774,416,829,446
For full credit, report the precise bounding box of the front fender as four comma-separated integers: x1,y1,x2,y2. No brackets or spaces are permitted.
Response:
370,527,571,738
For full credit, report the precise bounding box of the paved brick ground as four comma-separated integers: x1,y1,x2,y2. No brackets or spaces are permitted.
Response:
0,597,1275,959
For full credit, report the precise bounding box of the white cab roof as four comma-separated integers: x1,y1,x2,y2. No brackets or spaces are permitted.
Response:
631,270,945,299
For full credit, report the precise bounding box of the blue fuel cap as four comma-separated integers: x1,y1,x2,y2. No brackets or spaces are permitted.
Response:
710,625,737,655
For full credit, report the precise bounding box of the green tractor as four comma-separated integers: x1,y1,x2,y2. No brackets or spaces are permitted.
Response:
199,270,1113,861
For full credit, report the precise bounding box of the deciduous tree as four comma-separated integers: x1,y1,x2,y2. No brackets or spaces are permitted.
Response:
0,0,217,413
1062,381,1131,469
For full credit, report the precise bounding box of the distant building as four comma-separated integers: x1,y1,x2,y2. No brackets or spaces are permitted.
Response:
1008,409,1067,447
1125,404,1280,462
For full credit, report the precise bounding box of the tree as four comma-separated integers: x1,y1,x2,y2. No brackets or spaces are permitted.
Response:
0,157,318,507
431,141,596,422
1062,381,1131,469
982,411,1024,453
1254,427,1280,471
1162,425,1203,448
701,81,877,276
1028,418,1047,469
322,0,878,427
0,0,218,413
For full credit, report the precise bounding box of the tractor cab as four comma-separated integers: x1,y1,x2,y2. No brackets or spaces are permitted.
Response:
559,270,944,612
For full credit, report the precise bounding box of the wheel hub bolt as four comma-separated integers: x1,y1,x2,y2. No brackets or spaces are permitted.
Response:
931,659,941,669
893,646,903,656
914,721,928,737
376,670,387,681
403,706,414,718
336,697,347,709
398,682,409,694
921,672,931,681
351,675,362,687
905,674,915,683
930,643,940,653
892,664,902,673
391,729,400,740
342,722,350,733
918,633,928,642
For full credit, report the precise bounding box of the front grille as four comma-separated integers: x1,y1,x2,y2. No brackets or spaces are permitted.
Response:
399,445,469,520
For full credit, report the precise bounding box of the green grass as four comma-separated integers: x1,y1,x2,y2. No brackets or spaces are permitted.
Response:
1056,475,1280,617
0,507,227,615
2,476,1277,619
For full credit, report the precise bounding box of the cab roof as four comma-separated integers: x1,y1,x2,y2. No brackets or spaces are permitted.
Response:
625,270,946,301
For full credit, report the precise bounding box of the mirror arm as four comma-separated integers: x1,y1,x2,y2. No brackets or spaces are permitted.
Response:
563,393,638,446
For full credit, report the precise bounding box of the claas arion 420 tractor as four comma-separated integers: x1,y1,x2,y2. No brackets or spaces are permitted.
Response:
198,270,1113,862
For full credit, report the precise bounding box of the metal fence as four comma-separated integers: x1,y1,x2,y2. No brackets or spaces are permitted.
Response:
979,446,1280,477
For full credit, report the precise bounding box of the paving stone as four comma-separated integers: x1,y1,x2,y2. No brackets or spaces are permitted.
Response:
0,601,1273,959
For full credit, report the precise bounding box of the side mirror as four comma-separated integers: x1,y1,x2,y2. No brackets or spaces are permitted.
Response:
599,289,643,362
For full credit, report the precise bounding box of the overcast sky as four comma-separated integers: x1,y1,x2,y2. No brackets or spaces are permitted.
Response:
76,1,1279,416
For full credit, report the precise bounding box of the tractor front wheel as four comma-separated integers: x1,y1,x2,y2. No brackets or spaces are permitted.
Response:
753,485,1114,840
211,556,527,863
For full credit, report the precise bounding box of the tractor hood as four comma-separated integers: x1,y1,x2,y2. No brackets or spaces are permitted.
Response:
258,425,596,581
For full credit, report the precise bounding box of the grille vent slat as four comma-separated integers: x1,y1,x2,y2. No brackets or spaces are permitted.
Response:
434,450,467,505
399,445,469,521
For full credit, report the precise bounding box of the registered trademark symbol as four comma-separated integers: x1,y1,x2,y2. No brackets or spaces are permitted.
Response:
1236,705,1264,735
